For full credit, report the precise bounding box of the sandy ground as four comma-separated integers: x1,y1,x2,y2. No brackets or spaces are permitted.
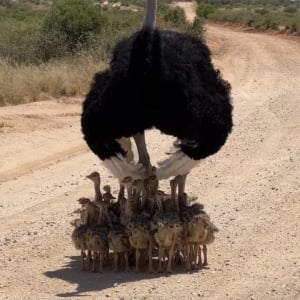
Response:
0,3,300,299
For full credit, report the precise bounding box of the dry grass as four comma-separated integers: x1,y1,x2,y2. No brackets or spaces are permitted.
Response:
0,56,106,106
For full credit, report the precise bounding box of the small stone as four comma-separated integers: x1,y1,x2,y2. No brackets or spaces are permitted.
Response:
113,283,118,288
250,297,256,300
106,294,111,297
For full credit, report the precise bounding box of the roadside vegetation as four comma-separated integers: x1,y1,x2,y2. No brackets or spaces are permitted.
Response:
0,0,203,106
196,0,300,34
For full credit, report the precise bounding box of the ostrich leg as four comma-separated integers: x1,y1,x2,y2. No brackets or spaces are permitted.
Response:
170,177,179,212
177,173,188,207
133,132,152,176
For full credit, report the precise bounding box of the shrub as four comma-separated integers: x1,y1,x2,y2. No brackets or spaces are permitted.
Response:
187,16,205,37
163,6,187,26
196,4,216,19
37,0,106,61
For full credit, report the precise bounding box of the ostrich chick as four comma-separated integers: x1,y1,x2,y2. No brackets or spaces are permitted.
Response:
86,225,109,272
121,176,154,272
108,225,131,272
71,224,89,270
181,206,217,269
152,212,182,273
197,216,219,267
77,197,101,226
128,220,154,273
86,171,102,202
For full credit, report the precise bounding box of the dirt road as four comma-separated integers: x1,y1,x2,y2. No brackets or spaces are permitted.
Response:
0,11,299,300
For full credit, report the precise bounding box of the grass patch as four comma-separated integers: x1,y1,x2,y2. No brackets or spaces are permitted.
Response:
0,57,105,106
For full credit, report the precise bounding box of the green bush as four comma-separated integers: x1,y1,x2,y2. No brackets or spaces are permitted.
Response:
38,0,106,60
196,4,216,19
187,16,205,37
163,6,187,26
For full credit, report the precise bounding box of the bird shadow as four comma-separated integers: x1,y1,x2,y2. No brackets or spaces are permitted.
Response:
44,255,205,298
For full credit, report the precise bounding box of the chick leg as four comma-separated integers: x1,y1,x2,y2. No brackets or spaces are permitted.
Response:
167,245,175,273
148,239,154,273
99,251,104,273
185,244,191,271
91,252,98,272
113,252,118,272
202,245,208,266
80,250,86,271
135,249,140,272
124,251,130,272
157,247,164,273
197,245,203,267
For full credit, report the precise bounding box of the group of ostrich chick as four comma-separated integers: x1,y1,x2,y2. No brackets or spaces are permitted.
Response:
71,170,218,273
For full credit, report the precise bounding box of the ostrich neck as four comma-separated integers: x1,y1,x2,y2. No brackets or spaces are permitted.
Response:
142,0,157,30
125,195,133,219
94,181,102,201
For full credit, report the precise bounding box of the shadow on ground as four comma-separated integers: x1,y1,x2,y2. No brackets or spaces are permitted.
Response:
44,255,204,298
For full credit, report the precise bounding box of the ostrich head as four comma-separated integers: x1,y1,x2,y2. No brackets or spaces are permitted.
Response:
86,171,100,184
77,197,91,205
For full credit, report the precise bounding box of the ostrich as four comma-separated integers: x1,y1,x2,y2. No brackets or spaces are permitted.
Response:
81,0,233,197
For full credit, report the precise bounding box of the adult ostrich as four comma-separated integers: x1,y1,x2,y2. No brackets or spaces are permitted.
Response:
81,0,233,196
